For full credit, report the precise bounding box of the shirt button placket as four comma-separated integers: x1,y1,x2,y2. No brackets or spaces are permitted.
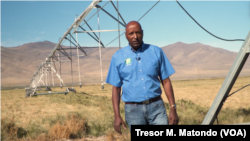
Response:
138,52,146,98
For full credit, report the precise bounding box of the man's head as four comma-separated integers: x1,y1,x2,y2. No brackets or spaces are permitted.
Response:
125,21,143,51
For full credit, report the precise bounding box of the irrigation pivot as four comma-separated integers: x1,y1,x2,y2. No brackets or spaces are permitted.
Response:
202,30,250,125
26,0,160,97
25,0,101,97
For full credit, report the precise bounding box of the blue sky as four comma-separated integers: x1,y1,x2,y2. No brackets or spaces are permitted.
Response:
1,0,250,52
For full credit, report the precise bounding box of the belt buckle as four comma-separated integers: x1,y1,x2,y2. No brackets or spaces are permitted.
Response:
142,100,150,104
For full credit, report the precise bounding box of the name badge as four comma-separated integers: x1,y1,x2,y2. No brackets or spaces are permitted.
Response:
125,58,131,66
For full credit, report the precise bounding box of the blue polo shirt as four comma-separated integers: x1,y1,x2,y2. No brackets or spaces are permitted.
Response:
106,43,175,102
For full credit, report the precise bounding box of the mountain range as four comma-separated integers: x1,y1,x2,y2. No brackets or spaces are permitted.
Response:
1,41,250,87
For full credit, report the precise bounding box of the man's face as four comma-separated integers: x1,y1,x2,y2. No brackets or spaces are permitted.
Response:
125,22,143,50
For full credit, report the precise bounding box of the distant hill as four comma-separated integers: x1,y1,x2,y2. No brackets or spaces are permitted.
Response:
1,41,250,87
161,42,250,80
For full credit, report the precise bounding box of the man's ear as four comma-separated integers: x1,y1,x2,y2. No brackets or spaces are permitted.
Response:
125,32,128,40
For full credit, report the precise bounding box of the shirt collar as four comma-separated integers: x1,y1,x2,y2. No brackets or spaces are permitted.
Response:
129,42,145,53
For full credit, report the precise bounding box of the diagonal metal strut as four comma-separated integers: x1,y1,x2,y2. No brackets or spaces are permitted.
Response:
95,5,126,27
202,30,250,124
78,25,105,47
110,1,126,26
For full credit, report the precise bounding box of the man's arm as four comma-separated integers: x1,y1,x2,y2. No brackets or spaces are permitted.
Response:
161,77,179,125
112,86,126,134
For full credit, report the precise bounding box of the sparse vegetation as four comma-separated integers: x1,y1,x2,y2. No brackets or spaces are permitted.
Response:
1,76,250,140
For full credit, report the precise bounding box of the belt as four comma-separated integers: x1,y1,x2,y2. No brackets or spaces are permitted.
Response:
125,96,161,104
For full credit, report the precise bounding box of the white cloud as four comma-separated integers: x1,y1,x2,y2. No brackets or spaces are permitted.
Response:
27,31,37,34
0,42,5,47
1,39,27,47
1,36,43,47
35,37,42,41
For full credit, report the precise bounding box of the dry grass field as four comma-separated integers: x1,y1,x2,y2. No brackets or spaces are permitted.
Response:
1,76,250,141
164,76,250,109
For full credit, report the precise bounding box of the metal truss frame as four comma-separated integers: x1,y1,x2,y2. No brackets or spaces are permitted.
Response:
26,0,102,96
202,30,250,124
27,0,130,96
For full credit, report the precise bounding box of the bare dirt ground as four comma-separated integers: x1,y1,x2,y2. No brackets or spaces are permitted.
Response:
1,76,250,140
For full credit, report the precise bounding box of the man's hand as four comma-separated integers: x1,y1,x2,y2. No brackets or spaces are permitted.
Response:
168,108,179,125
112,86,127,134
114,116,126,134
161,78,179,125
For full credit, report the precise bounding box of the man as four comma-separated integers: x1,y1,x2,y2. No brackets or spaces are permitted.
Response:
106,21,178,134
